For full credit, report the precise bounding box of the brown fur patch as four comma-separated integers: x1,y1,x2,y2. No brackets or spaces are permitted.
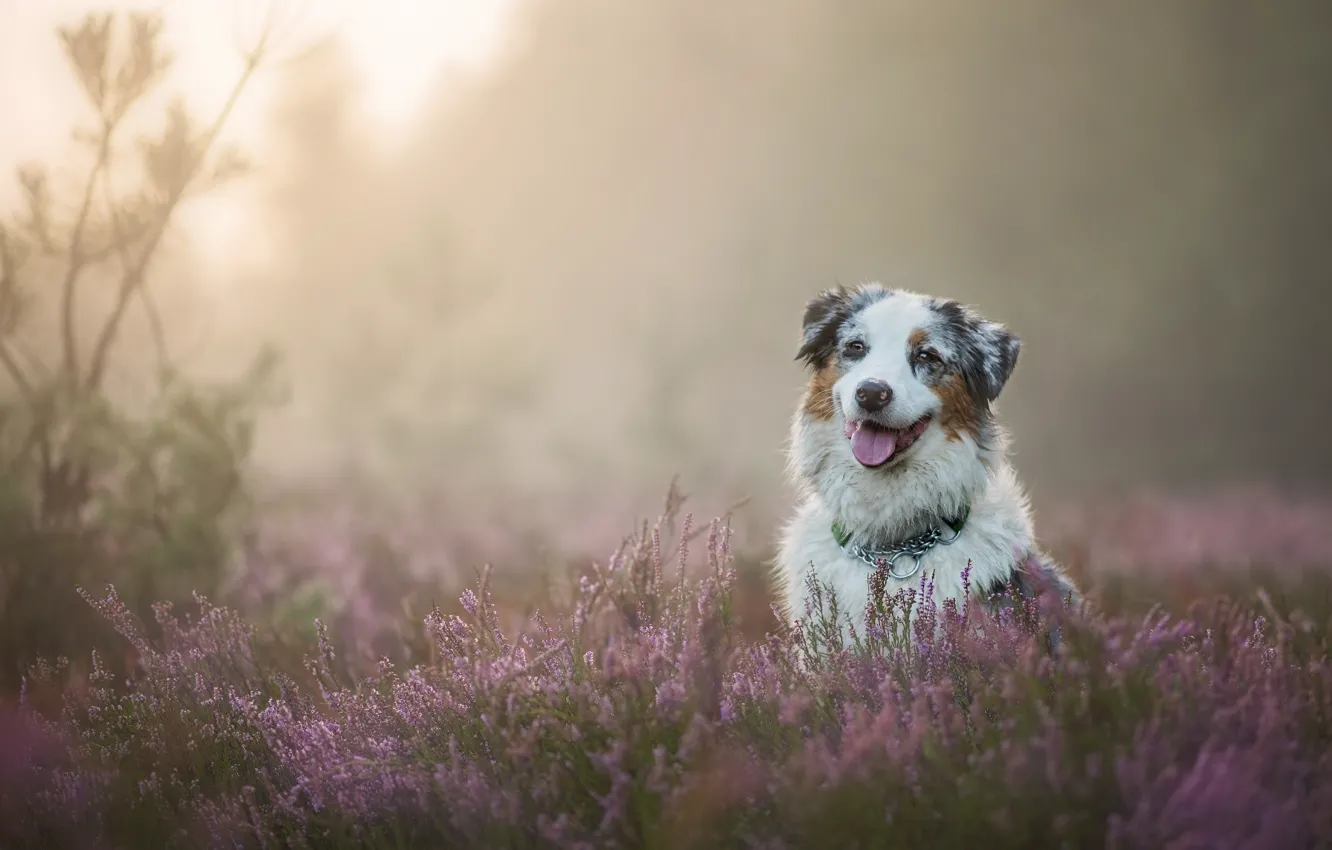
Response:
933,372,983,441
908,328,929,350
803,362,840,420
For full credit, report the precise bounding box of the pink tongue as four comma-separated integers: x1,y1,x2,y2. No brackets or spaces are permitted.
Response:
851,426,898,467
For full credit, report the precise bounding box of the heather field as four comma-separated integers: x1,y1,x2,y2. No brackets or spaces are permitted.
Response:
3,487,1332,850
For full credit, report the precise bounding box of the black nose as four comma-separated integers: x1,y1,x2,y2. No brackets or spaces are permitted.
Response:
855,379,893,413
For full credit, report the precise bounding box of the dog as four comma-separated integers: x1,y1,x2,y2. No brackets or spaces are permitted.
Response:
773,283,1080,641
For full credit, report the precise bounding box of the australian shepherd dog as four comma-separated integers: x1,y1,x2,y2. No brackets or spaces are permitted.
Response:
774,283,1080,640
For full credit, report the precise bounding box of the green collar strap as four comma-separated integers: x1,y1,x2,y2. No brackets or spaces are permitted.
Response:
831,503,971,550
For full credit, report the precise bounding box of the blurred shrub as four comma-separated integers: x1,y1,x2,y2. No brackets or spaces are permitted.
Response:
1044,486,1332,629
0,10,289,691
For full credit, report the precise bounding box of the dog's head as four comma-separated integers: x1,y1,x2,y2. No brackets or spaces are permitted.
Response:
792,284,1020,486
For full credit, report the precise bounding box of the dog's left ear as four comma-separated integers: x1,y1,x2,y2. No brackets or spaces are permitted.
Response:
795,288,852,369
974,320,1021,403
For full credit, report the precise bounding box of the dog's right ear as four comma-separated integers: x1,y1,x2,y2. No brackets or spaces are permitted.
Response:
795,288,852,369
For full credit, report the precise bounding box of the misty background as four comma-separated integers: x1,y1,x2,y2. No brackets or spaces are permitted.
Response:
4,0,1332,554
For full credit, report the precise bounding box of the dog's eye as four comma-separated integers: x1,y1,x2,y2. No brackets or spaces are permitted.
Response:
843,340,866,356
915,348,941,364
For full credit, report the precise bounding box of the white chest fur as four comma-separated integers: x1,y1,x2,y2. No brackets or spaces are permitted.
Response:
774,463,1036,635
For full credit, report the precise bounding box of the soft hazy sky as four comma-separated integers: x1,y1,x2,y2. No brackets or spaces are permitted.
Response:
0,0,515,264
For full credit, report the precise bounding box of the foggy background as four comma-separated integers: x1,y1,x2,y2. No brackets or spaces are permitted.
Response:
4,0,1332,551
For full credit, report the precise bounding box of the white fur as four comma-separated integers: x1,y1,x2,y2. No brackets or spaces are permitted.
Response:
773,289,1044,638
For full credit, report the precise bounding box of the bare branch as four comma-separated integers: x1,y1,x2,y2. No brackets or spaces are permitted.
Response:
56,13,114,119
99,156,170,372
16,165,55,252
58,11,179,388
57,123,115,386
0,342,36,407
0,224,18,305
0,230,37,405
235,0,324,70
236,0,303,61
11,339,50,386
55,14,131,386
111,13,174,122
84,37,268,391
136,287,170,375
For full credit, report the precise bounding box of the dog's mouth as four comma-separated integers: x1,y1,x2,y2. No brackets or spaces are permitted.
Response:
842,415,933,468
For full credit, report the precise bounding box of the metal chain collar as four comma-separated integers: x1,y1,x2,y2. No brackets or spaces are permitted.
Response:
838,515,967,581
